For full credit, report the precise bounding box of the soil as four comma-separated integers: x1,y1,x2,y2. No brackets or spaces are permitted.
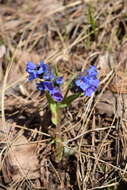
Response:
0,0,127,189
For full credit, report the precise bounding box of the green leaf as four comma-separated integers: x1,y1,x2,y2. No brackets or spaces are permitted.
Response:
88,4,96,36
49,102,58,125
59,93,81,108
46,92,58,125
46,91,54,104
53,64,59,77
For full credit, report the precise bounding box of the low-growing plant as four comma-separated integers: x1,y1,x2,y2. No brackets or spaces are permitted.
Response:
26,61,99,162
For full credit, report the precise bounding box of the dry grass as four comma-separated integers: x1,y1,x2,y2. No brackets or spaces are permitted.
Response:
0,0,127,189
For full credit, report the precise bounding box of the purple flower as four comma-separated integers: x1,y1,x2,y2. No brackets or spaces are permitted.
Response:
74,66,99,97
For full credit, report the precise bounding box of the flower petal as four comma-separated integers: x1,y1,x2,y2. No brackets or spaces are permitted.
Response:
36,82,45,91
50,88,63,102
43,71,55,80
84,87,96,96
43,81,54,91
26,62,39,80
55,76,63,85
86,66,98,76
40,61,49,72
26,61,37,71
74,65,99,96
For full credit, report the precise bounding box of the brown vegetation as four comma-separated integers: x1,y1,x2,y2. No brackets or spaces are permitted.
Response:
0,0,127,189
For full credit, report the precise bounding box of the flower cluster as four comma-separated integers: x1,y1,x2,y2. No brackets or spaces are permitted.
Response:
26,61,99,102
26,61,63,102
73,66,99,96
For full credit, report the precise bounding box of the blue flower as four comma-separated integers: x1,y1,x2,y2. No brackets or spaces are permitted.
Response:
37,79,63,102
86,66,97,76
37,81,63,102
43,81,54,91
50,88,63,102
75,76,88,91
39,60,49,73
37,81,54,91
39,61,55,80
26,60,64,102
36,82,45,91
74,66,99,96
84,86,96,96
26,61,49,80
43,71,55,80
55,76,63,85
26,61,39,80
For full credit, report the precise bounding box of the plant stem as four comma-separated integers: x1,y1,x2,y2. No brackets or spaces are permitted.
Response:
55,104,61,138
54,104,64,163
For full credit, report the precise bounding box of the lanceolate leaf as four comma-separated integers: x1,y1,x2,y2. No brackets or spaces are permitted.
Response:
46,92,58,125
49,102,58,125
59,93,81,108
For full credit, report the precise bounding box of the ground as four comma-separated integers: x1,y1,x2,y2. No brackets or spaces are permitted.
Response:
0,0,127,189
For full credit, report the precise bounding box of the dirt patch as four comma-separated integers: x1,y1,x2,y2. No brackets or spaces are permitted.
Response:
0,0,127,189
